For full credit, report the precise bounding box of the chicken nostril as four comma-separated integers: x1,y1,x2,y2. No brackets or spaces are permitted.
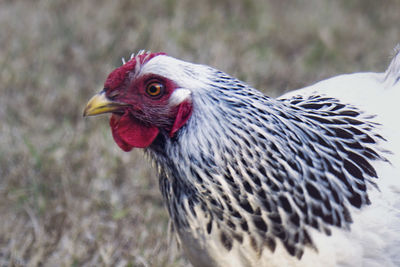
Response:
107,90,120,99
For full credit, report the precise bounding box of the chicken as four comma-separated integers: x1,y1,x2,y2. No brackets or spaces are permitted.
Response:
84,49,400,267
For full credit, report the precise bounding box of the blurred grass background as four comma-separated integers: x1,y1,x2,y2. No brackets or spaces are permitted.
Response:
1,0,399,266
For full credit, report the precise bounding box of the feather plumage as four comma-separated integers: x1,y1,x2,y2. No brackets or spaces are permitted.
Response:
85,48,400,267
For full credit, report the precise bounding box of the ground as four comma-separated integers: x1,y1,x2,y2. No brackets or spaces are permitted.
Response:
1,0,399,266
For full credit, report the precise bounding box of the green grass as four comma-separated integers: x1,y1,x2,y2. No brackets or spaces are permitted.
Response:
1,0,399,266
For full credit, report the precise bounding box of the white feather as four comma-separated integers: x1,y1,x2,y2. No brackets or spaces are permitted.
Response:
138,50,400,267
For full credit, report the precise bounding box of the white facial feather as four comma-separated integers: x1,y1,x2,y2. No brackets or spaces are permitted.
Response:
140,55,214,93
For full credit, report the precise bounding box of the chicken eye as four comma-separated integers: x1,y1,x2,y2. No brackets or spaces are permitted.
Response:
146,82,164,97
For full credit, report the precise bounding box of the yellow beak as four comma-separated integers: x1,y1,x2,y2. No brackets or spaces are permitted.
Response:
83,91,128,116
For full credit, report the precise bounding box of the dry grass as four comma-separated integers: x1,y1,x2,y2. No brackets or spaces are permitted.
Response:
1,0,399,266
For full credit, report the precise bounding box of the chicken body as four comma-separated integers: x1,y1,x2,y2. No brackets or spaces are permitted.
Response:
84,50,400,267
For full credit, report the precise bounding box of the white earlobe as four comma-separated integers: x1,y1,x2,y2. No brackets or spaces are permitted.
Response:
169,88,192,106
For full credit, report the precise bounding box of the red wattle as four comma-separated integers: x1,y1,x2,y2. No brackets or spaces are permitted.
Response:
110,112,159,151
170,101,193,137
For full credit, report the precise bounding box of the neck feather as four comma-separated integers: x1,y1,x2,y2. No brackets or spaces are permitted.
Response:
147,71,387,258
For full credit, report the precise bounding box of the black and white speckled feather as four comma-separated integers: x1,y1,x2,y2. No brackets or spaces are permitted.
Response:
138,50,400,267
